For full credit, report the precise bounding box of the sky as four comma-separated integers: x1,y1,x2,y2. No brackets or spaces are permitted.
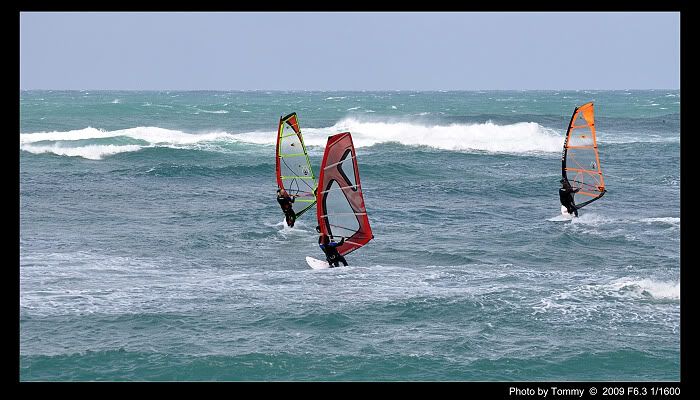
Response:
19,12,680,90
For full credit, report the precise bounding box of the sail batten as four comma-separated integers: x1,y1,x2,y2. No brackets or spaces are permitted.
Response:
323,156,356,170
316,132,373,256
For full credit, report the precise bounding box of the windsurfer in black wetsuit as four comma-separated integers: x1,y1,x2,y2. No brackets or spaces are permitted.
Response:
277,188,299,227
318,233,348,268
559,178,581,217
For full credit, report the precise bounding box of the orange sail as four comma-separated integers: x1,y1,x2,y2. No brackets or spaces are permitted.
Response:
561,102,606,209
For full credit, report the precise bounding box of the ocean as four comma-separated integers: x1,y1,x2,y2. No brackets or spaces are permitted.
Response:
19,90,680,381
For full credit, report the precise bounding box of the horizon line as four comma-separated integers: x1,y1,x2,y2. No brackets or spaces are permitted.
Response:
19,88,681,91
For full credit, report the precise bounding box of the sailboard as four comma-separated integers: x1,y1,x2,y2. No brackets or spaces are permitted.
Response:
306,256,331,270
561,102,607,210
276,112,317,219
315,132,373,258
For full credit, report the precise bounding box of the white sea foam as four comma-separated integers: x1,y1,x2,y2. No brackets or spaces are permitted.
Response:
235,117,564,154
534,277,680,319
196,109,229,114
640,217,680,226
274,219,312,237
21,127,122,143
569,213,612,226
598,133,680,144
562,214,680,229
600,278,680,300
20,127,238,159
21,144,144,160
20,126,233,146
21,116,680,161
18,118,569,158
20,251,198,316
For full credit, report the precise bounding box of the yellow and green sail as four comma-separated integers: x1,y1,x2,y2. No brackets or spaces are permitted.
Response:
275,112,317,218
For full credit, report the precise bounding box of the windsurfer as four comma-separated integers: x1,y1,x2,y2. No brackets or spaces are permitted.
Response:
559,178,580,217
318,233,348,268
277,188,298,227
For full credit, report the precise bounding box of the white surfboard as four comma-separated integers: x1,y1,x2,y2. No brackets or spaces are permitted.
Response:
306,256,331,270
549,213,573,222
547,206,575,222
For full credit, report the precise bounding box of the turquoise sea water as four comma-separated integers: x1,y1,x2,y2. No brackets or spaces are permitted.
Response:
20,90,680,381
